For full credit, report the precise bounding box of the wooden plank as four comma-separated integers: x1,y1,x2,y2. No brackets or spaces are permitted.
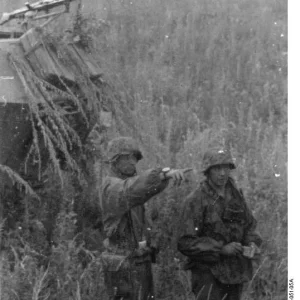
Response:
20,28,75,81
27,28,58,77
44,44,75,81
24,39,43,56
19,28,104,83
20,29,44,75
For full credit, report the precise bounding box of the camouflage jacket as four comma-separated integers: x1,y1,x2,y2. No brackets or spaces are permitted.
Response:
178,178,262,284
101,168,168,264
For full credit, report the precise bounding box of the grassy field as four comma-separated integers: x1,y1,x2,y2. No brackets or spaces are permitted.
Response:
0,0,287,299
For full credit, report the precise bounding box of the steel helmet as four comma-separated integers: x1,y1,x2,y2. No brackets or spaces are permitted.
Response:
202,148,236,174
106,137,143,162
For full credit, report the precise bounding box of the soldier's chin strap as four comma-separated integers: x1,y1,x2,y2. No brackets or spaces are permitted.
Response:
120,168,137,178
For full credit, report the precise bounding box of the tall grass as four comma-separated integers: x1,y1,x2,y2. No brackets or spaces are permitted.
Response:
0,0,286,299
89,1,287,299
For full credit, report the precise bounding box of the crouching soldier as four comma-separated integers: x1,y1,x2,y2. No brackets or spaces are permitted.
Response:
101,137,191,300
177,148,262,300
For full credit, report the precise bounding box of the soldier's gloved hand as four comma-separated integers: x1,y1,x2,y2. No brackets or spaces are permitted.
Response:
221,242,243,256
164,168,193,186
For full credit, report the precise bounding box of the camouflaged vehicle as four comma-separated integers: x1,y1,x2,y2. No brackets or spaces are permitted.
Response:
0,0,111,192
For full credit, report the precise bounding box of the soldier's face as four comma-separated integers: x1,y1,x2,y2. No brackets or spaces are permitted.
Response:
208,164,231,187
115,153,138,176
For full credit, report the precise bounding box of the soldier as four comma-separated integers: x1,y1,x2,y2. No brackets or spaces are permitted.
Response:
100,136,190,300
177,148,262,300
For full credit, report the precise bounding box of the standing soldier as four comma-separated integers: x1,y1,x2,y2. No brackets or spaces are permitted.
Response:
101,136,191,300
177,148,262,300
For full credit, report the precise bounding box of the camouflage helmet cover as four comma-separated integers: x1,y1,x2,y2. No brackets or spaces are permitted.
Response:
106,137,143,162
202,148,236,174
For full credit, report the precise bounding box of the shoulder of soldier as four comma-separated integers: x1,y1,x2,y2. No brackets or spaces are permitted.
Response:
228,177,244,195
227,177,249,207
101,175,123,193
183,181,207,210
100,176,124,211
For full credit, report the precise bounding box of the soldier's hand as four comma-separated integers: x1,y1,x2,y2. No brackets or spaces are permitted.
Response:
221,242,243,256
165,168,193,186
243,242,261,259
249,242,261,254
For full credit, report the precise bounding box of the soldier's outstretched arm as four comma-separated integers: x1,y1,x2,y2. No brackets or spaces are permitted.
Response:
102,168,192,218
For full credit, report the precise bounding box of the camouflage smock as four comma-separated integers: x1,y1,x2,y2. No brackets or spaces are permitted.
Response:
101,168,167,252
178,178,262,285
100,168,168,299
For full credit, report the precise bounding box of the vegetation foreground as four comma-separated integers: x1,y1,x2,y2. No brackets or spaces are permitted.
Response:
0,0,287,299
